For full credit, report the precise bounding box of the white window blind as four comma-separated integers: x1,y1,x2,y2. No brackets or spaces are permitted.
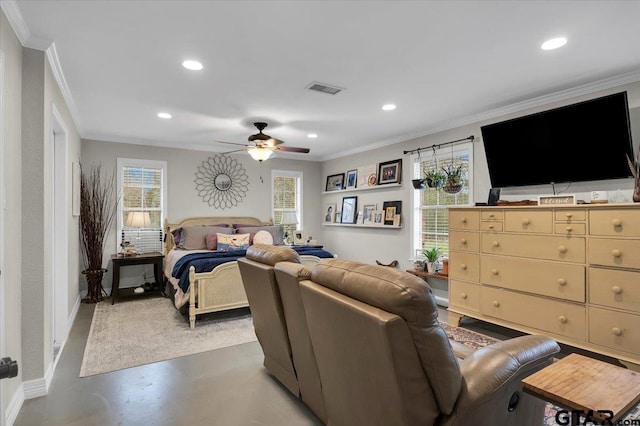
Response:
412,143,473,258
117,159,167,254
271,170,303,239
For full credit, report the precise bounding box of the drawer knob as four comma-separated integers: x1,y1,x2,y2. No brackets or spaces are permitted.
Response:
558,315,567,324
460,292,467,299
611,249,622,258
612,218,622,227
565,226,573,232
565,213,573,218
488,225,495,230
489,213,495,218
461,217,467,224
492,300,500,307
461,264,467,270
522,218,531,225
492,241,500,247
558,278,566,286
491,269,499,275
611,285,622,294
558,245,567,253
460,238,467,245
612,327,623,336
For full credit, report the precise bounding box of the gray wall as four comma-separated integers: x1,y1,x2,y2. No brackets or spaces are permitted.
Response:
81,140,323,289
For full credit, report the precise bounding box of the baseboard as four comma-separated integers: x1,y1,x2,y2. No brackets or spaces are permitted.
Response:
23,376,48,400
5,383,24,426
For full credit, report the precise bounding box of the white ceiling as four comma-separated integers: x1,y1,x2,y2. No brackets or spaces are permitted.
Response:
10,0,640,161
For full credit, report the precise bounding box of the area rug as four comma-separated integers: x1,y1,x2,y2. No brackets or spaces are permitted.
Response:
79,297,257,377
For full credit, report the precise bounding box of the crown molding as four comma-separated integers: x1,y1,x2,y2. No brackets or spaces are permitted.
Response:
46,42,83,133
1,0,50,50
319,70,640,161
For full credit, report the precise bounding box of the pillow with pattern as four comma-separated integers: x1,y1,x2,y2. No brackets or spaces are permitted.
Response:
217,233,250,252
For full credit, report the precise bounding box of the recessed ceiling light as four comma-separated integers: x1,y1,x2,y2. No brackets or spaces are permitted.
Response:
182,60,203,71
541,37,567,50
157,112,172,119
307,133,318,138
382,104,396,111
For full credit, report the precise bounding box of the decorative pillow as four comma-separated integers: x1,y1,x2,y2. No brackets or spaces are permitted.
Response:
235,225,284,245
206,233,219,250
217,233,251,252
253,230,274,245
171,228,184,248
181,226,234,250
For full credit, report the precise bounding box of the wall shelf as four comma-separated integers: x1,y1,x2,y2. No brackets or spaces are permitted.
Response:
323,223,402,229
322,182,402,195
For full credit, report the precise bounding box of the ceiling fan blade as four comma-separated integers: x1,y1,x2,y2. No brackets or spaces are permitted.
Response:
212,139,248,147
273,146,310,154
257,138,285,148
220,148,248,155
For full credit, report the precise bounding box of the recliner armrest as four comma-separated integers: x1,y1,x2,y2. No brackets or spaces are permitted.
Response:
456,335,559,409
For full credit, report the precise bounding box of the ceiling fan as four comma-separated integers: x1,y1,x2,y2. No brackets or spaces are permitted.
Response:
214,122,311,162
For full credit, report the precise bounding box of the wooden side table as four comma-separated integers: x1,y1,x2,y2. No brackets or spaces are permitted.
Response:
110,252,165,304
522,353,640,422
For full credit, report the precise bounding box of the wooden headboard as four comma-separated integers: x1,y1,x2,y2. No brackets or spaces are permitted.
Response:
164,216,273,255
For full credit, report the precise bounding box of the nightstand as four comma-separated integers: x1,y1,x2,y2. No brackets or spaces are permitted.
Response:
110,252,164,304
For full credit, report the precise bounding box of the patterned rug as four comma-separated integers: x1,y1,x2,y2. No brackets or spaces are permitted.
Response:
440,321,640,425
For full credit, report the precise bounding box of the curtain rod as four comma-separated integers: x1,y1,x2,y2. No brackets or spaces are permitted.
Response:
403,135,475,155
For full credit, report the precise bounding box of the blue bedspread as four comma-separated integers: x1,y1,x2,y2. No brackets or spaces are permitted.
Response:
172,246,334,292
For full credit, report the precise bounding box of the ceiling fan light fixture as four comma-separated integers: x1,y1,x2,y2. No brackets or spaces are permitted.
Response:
182,60,203,70
248,146,274,162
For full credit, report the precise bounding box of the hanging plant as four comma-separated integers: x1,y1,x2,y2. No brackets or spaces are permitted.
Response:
424,169,445,189
442,162,465,194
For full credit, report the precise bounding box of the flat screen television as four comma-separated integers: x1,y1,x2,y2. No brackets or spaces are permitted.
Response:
480,91,634,188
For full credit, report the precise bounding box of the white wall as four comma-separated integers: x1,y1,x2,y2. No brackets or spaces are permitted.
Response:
321,81,640,270
81,140,323,289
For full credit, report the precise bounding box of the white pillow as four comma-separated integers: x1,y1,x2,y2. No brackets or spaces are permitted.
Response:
253,230,274,245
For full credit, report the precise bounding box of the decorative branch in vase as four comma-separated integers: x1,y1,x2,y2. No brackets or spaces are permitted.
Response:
627,154,640,202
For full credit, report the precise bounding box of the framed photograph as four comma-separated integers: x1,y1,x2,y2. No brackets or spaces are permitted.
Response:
377,159,402,185
373,210,385,226
363,204,376,224
325,173,345,192
346,169,357,189
382,200,402,225
357,164,377,188
356,211,364,224
324,202,337,223
294,230,304,245
335,212,342,223
340,196,358,224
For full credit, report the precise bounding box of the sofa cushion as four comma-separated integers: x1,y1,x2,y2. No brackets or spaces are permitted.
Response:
246,244,300,266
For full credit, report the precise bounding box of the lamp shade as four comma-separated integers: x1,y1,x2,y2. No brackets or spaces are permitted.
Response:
280,211,298,225
248,147,274,162
126,211,151,228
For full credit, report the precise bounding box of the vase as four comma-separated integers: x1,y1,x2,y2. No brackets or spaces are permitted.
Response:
425,261,435,273
82,268,108,304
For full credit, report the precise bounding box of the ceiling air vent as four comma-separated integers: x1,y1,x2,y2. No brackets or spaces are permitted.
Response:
306,82,344,95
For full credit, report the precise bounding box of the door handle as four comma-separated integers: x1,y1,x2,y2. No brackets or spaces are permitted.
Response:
0,357,18,380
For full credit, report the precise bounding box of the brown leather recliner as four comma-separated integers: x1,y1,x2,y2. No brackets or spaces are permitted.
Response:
295,258,560,426
237,244,301,396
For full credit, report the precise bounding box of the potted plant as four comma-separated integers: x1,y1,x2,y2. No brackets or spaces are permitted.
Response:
80,163,119,303
423,247,440,273
442,162,465,194
424,169,445,189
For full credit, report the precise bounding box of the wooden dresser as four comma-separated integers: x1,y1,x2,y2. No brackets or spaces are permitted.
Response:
448,203,640,367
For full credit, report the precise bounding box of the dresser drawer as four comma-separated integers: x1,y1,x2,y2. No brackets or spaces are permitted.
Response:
589,268,640,312
481,233,585,263
588,238,640,269
449,231,479,252
505,210,553,234
481,256,585,302
481,287,586,340
554,223,586,235
448,252,480,282
449,280,480,312
555,209,586,222
481,210,503,221
589,307,640,356
590,209,640,237
449,210,480,231
481,221,503,232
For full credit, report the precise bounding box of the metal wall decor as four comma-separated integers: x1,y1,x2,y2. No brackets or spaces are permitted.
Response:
194,155,249,209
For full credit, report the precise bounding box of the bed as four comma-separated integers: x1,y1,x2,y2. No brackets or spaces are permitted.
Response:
164,216,334,328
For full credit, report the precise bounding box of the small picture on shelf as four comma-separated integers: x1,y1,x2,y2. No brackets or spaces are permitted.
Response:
356,211,364,224
357,164,377,188
373,210,385,225
363,204,376,224
294,230,304,245
325,173,345,192
346,169,357,189
382,200,402,225
336,212,342,223
341,196,358,224
324,203,337,223
377,159,402,185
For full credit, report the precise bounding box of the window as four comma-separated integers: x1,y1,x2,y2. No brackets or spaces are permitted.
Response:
271,170,303,240
117,158,167,254
412,143,473,258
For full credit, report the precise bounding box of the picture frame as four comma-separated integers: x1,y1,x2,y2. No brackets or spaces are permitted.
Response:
335,212,342,223
377,159,402,185
325,173,345,192
382,200,402,225
356,211,364,224
373,210,385,226
346,169,358,189
340,196,358,224
357,164,377,188
363,203,376,224
294,230,305,245
324,202,337,223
